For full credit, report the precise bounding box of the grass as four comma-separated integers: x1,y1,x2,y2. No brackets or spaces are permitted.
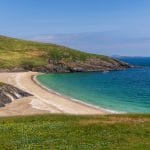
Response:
0,35,113,69
0,114,149,150
0,82,4,86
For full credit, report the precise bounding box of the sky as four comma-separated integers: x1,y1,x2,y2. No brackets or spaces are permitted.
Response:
0,0,150,56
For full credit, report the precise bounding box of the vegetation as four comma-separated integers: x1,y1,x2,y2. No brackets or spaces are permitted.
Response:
0,82,4,86
0,114,149,149
0,35,113,70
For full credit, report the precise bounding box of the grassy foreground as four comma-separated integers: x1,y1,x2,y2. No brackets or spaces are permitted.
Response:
0,114,149,150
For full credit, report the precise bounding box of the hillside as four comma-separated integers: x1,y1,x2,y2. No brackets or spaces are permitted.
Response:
0,114,149,149
0,35,131,73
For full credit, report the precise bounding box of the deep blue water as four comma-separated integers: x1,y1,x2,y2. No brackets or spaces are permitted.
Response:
37,57,150,113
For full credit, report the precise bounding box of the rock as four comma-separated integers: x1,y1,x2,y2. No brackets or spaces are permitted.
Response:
30,58,132,73
0,82,32,107
0,57,132,73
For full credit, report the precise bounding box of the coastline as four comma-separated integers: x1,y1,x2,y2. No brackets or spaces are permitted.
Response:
33,74,119,114
0,72,114,116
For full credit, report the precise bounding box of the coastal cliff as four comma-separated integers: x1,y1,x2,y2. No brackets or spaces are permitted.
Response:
0,82,32,107
0,35,131,73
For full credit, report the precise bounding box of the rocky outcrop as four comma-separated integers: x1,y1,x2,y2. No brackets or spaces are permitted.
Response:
32,58,132,73
0,82,32,107
0,58,132,73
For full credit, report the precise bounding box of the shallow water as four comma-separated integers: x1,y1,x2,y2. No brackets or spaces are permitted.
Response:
37,57,150,113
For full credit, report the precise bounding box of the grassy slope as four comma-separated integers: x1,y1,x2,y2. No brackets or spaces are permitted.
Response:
0,35,113,69
0,114,149,150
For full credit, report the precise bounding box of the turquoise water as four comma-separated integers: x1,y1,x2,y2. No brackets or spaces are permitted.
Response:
37,57,150,113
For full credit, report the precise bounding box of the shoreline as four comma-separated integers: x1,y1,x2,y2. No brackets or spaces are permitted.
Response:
0,72,114,116
33,74,119,114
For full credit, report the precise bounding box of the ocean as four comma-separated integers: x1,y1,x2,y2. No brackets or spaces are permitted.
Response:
37,57,150,113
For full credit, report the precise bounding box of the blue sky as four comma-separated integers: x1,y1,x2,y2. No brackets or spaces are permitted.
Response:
1,0,150,56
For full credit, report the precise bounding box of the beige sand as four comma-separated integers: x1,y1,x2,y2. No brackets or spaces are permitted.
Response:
0,72,110,116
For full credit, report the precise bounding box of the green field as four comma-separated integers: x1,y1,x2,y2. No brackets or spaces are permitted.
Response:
0,114,149,150
0,35,113,70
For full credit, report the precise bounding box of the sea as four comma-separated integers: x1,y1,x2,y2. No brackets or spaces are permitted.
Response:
37,57,150,113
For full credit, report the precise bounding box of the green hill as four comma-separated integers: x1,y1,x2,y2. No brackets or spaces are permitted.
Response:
0,35,130,72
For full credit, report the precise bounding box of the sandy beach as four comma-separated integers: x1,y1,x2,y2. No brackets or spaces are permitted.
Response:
0,72,110,116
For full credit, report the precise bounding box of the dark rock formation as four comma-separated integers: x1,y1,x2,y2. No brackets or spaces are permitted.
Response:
0,82,32,107
0,58,132,73
32,58,132,73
